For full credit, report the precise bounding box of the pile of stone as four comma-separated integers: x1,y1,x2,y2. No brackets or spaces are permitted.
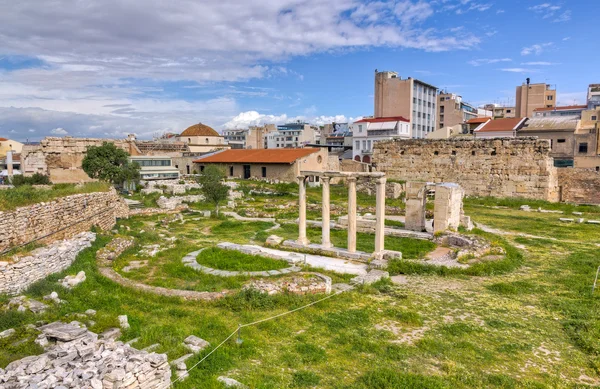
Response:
0,232,95,296
244,273,332,295
0,322,171,389
96,236,135,263
58,270,87,289
8,295,48,313
435,233,504,261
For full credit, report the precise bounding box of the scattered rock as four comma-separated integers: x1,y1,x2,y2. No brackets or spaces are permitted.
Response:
265,235,284,246
0,328,15,339
118,315,130,330
85,309,97,316
99,328,121,341
351,270,390,285
8,296,48,314
218,376,249,388
58,271,86,289
183,335,210,354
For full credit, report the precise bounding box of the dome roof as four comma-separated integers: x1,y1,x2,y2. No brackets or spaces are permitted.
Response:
180,123,220,137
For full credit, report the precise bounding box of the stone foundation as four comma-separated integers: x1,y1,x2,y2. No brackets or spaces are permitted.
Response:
557,168,600,205
374,138,559,201
0,232,96,296
0,188,128,252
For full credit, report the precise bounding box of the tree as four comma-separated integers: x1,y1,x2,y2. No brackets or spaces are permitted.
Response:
197,165,229,216
82,142,140,185
10,173,52,186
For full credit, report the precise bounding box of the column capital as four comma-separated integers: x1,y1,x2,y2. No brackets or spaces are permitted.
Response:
297,175,307,182
347,176,358,183
375,177,387,185
321,176,331,183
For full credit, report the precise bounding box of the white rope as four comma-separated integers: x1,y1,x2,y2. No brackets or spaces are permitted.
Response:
170,287,352,385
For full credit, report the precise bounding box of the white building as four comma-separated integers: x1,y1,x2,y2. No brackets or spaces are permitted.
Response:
351,116,410,163
265,122,317,149
130,156,180,180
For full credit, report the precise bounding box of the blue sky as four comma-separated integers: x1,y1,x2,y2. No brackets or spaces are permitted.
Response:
0,0,595,141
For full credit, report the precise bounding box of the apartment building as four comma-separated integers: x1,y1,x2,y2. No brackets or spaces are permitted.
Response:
265,122,318,149
374,71,438,138
588,84,600,110
437,93,478,129
533,105,587,118
515,81,556,118
484,104,517,119
351,116,410,163
223,124,276,149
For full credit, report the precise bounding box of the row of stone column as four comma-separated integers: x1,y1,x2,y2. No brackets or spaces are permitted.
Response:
297,175,386,255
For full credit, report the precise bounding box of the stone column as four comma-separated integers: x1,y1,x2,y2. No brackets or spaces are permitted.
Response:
347,177,357,253
297,175,309,245
374,176,386,254
321,176,332,248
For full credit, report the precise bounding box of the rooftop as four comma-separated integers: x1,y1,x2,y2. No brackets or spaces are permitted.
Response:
534,105,587,112
475,117,527,132
520,117,579,132
193,148,320,164
354,116,409,123
180,123,220,137
0,137,8,141
466,117,492,125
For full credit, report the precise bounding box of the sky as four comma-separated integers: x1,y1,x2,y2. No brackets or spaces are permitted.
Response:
0,0,596,141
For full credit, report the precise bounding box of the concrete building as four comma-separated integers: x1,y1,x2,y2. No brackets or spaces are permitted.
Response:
193,148,327,181
0,138,24,158
483,104,517,119
533,105,587,118
351,116,410,163
223,124,276,149
177,123,229,153
437,93,478,129
374,71,438,138
129,156,180,180
588,84,600,110
515,82,556,118
473,117,528,139
265,122,317,149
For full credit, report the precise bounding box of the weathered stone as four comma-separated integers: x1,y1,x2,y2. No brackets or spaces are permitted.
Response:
118,315,130,330
0,328,15,339
265,235,284,246
350,270,389,285
217,376,249,388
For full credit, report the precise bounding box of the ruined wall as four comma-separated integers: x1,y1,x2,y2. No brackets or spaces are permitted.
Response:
21,137,133,183
0,188,129,252
557,168,600,205
0,232,95,296
374,138,559,201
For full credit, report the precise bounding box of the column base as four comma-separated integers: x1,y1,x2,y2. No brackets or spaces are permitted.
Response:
296,238,310,246
321,241,333,249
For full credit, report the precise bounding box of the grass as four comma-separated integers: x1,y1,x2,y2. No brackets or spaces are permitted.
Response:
384,219,405,228
0,182,111,211
3,185,600,388
195,247,289,271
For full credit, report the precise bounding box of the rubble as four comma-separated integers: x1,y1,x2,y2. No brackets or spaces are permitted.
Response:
218,376,248,388
8,296,48,314
96,236,135,263
265,235,284,246
244,273,332,295
118,315,130,330
0,328,15,339
0,322,171,389
59,270,86,289
350,270,390,285
183,335,210,354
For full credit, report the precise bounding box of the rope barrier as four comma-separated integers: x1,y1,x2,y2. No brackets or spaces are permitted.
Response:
170,287,352,385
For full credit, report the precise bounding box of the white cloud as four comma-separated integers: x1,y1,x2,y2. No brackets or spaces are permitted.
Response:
50,127,68,135
500,68,536,73
521,42,553,56
520,61,558,66
553,10,571,23
468,58,512,66
528,3,570,22
222,111,360,129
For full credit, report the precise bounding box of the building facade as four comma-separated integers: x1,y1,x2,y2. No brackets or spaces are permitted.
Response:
129,156,180,180
533,105,587,118
484,104,517,119
515,82,556,118
177,123,229,153
223,124,276,149
437,93,478,129
374,71,438,138
588,84,600,110
0,138,24,158
351,116,410,163
265,122,317,149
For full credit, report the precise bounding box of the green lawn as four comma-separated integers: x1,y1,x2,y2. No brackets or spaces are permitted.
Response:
195,247,290,271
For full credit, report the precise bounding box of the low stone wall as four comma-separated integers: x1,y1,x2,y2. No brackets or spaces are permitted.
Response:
0,322,171,389
557,168,600,205
0,188,128,252
0,232,96,295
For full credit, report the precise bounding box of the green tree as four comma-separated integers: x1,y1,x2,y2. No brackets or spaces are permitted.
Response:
197,165,229,216
10,173,52,186
82,142,140,185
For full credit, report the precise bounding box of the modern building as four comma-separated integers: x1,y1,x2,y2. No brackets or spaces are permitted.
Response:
177,123,229,153
473,117,528,139
129,156,180,180
464,117,492,134
265,122,318,149
533,105,587,118
223,124,276,149
515,82,556,118
374,71,438,138
437,93,478,129
588,84,600,110
193,148,327,181
351,116,410,163
484,104,517,119
0,137,24,158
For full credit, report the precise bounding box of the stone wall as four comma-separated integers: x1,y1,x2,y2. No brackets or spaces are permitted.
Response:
374,138,559,201
557,168,600,205
0,188,128,252
0,232,95,295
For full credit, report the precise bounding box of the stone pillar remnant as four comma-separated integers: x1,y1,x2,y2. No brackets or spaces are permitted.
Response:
321,176,332,248
374,176,386,253
297,175,309,245
347,177,357,253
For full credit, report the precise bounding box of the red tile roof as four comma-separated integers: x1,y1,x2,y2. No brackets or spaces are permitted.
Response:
0,137,8,141
475,118,527,132
534,105,587,112
193,148,320,164
354,116,409,123
466,117,491,124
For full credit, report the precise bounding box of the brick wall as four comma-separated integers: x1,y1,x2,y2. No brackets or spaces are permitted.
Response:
557,168,600,205
374,137,559,201
0,188,129,252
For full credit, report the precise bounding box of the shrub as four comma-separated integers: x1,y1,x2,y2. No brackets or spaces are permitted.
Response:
10,173,51,186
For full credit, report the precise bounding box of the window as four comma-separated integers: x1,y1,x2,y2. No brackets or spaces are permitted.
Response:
579,143,588,153
188,138,191,143
261,167,267,178
362,140,367,150
506,109,512,113
230,166,234,176
592,115,598,121
557,139,566,143
355,140,360,149
358,125,363,133
200,166,205,172
413,98,416,103
547,95,553,101
367,140,371,150
205,138,209,144
440,106,445,113
440,96,444,102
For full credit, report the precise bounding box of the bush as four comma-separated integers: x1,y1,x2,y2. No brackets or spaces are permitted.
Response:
10,173,51,186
